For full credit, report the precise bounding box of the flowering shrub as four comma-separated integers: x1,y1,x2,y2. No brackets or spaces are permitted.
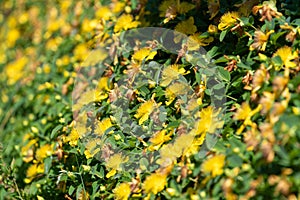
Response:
1,0,300,199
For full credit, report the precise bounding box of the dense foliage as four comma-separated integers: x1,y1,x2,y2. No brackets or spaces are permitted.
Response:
1,0,300,199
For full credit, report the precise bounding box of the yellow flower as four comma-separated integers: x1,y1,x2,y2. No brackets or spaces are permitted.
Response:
184,130,206,157
37,195,44,200
234,102,252,121
95,118,113,136
208,0,220,20
158,133,194,166
173,133,195,154
96,6,113,20
77,190,90,200
234,102,262,134
160,64,187,87
134,99,157,125
0,45,7,64
252,64,268,92
175,17,197,35
165,82,189,105
159,0,195,23
236,103,262,122
84,150,94,160
7,28,20,47
149,129,173,151
159,144,181,166
280,23,298,42
159,0,195,16
143,173,167,194
114,14,140,33
59,1,71,13
250,30,274,51
105,153,128,178
208,24,218,34
166,188,176,196
106,169,117,178
111,1,126,13
252,1,282,21
5,56,28,85
46,37,63,51
47,18,63,33
84,139,101,159
113,182,131,200
237,0,259,16
81,48,108,67
26,164,39,178
64,128,80,146
218,12,239,30
35,144,53,162
259,91,275,115
195,106,224,135
24,163,45,183
187,33,214,50
38,82,55,91
82,165,91,172
132,48,157,62
72,90,95,111
106,153,127,170
95,77,110,101
81,18,98,33
159,0,176,17
202,154,225,177
274,46,298,69
177,2,195,14
73,43,89,61
73,112,90,138
21,138,37,163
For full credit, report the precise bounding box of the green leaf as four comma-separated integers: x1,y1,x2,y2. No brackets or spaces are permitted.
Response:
292,19,300,26
205,88,212,95
218,67,231,82
29,183,38,195
227,154,243,167
158,106,167,122
195,70,201,84
44,157,52,174
199,32,210,38
212,82,225,90
270,31,286,45
207,46,219,58
50,124,63,139
139,85,150,97
237,61,251,70
205,133,217,149
214,56,228,64
264,19,275,31
92,182,99,196
231,77,243,87
212,140,227,153
272,55,282,65
68,185,75,195
139,157,149,170
93,167,104,178
192,163,201,176
167,120,180,128
0,188,7,200
76,185,83,199
220,30,228,42
131,0,138,9
239,17,250,26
